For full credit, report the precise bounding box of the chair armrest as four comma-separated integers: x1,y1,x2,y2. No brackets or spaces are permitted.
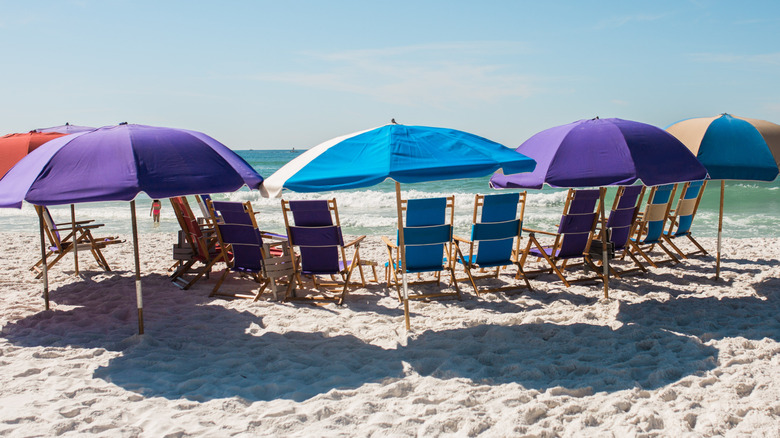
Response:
381,236,397,248
344,235,366,247
453,235,471,244
55,219,95,226
260,231,288,241
522,227,557,236
51,223,105,232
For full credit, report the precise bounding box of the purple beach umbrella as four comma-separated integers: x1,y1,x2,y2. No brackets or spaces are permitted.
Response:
490,117,708,190
0,123,264,334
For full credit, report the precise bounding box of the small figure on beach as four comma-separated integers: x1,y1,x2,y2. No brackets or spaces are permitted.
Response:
150,199,162,227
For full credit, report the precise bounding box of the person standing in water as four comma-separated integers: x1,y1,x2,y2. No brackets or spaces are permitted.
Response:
150,199,162,227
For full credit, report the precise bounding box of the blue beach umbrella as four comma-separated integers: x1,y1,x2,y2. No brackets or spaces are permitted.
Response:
0,123,264,334
260,123,535,197
666,113,780,279
260,122,536,330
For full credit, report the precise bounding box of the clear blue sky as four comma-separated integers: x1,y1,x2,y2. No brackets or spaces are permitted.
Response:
1,1,778,149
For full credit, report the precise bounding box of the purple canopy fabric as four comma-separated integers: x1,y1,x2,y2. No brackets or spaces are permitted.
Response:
0,124,263,208
490,118,708,189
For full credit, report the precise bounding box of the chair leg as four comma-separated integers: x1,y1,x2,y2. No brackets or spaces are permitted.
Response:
210,268,231,297
630,242,658,268
657,242,680,264
663,236,688,259
529,235,571,287
515,263,533,291
686,235,709,257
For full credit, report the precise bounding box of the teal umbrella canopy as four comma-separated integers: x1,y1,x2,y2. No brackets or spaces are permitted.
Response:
666,113,779,181
260,123,536,198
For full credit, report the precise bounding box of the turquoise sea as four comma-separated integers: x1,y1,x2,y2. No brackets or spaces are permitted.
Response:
1,149,778,239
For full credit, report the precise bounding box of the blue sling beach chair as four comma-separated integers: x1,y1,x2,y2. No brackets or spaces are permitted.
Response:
626,184,680,269
208,200,294,301
454,192,532,295
382,196,461,302
518,188,605,287
662,180,708,259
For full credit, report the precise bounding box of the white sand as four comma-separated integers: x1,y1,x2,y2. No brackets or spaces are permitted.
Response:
1,231,779,437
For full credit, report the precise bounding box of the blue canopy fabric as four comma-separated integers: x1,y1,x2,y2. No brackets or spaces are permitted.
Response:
0,124,263,208
260,123,536,198
666,113,779,181
490,118,708,190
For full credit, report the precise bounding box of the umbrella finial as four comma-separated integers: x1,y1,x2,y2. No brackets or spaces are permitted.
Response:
593,116,600,120
391,118,397,125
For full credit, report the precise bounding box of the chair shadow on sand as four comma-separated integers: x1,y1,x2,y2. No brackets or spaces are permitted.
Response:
3,271,718,403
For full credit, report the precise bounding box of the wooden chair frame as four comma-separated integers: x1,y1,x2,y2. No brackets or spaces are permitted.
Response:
662,181,709,259
518,188,606,287
382,195,461,302
282,198,377,305
625,185,681,269
30,206,123,278
453,192,532,295
169,196,226,290
207,200,295,301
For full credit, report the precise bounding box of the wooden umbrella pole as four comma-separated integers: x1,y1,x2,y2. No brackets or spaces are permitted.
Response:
38,207,50,310
71,204,79,275
716,180,725,280
130,201,144,334
599,188,609,299
395,182,410,331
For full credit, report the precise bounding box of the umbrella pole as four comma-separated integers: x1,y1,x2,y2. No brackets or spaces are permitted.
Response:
38,207,50,310
599,188,609,299
395,182,410,331
716,180,725,280
71,204,79,276
130,201,144,335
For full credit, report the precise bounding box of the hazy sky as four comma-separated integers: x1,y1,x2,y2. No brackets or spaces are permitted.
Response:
1,1,778,149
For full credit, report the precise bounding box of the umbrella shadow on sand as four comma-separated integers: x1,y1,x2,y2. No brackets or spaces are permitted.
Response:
617,276,780,343
3,273,718,403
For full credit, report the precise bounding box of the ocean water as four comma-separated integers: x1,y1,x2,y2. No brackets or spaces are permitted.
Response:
1,149,778,239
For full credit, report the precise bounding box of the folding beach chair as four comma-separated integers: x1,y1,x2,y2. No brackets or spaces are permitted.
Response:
383,196,462,302
584,185,647,277
31,206,123,278
453,192,532,295
663,180,709,259
282,198,376,305
208,200,295,301
169,196,227,289
626,184,680,269
518,188,605,287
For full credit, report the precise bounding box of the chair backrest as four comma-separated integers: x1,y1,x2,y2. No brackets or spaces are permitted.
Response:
637,184,677,244
402,196,454,273
605,185,645,250
35,205,64,251
283,199,346,275
470,192,524,267
170,196,210,260
210,201,265,272
195,194,211,218
668,180,706,237
556,189,602,259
